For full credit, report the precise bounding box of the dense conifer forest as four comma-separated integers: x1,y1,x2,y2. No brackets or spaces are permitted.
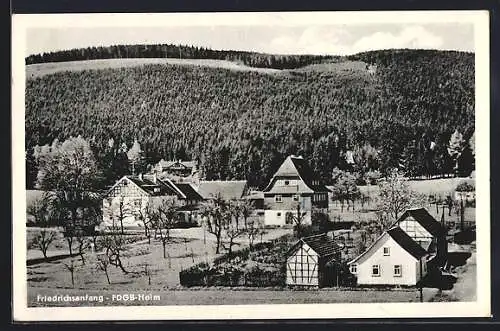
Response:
25,43,335,70
25,47,475,190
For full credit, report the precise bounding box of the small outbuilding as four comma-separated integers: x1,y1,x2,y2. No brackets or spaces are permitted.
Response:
286,233,342,287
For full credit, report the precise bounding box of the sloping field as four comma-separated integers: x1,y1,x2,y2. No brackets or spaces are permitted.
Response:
26,58,281,79
359,177,475,197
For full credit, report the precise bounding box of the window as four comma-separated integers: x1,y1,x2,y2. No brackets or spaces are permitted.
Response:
394,265,402,277
350,264,358,274
372,265,380,277
284,180,290,185
275,195,282,203
277,212,282,217
293,194,299,201
383,247,390,256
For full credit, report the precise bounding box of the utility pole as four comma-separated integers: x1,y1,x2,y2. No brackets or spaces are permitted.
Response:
460,198,465,231
419,257,424,303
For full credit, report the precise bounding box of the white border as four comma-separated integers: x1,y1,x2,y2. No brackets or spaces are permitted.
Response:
12,11,491,321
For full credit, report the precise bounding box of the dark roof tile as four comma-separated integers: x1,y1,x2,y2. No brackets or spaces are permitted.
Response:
387,226,428,259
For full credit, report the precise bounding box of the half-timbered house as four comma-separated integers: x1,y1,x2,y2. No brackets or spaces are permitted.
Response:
390,208,448,267
286,233,342,287
101,174,203,229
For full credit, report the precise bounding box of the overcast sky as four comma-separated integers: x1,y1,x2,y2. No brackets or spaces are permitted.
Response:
26,23,474,57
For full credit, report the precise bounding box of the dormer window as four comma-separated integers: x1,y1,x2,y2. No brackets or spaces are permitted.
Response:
154,187,160,193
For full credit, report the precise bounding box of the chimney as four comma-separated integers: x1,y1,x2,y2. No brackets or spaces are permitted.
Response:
138,173,143,181
153,173,157,184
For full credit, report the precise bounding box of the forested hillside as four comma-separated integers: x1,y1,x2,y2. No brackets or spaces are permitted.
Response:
25,49,475,190
26,43,336,70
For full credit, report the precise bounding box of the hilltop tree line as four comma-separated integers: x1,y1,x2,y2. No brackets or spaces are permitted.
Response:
25,43,335,70
25,49,475,190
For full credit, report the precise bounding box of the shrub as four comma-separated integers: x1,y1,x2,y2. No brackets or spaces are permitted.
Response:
456,181,475,192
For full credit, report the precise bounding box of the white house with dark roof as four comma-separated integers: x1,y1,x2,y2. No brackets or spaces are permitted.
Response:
262,155,330,226
101,174,203,228
348,227,429,286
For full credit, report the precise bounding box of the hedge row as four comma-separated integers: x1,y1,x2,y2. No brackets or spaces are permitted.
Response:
180,235,292,287
179,264,286,287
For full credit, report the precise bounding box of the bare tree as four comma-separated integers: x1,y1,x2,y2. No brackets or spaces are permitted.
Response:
377,169,427,224
75,235,90,265
244,218,261,251
114,196,133,234
135,200,153,244
32,229,57,260
150,197,179,259
96,253,111,284
98,227,130,274
221,201,246,256
63,258,78,287
28,193,60,260
200,194,226,254
286,202,308,238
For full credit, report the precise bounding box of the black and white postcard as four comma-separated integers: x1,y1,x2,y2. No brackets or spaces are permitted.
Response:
11,11,490,321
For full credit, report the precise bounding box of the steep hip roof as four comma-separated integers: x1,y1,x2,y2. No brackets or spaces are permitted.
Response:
394,208,445,237
263,155,330,193
288,233,341,258
197,180,247,200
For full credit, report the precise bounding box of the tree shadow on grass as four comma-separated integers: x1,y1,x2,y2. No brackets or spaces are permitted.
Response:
420,268,457,290
27,253,74,266
447,252,472,268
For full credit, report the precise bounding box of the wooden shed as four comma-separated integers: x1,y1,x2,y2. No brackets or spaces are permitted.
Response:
286,233,342,288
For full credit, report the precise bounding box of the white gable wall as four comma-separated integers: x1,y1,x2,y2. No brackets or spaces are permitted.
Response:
353,234,426,286
102,195,150,228
286,242,319,286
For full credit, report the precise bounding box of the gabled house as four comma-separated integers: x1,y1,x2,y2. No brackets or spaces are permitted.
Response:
286,233,342,287
390,208,448,267
348,227,429,286
154,159,197,177
101,174,203,229
262,155,330,226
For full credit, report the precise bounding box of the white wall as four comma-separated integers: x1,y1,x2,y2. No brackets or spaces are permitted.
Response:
102,196,150,228
286,243,319,286
353,234,427,286
264,210,312,226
